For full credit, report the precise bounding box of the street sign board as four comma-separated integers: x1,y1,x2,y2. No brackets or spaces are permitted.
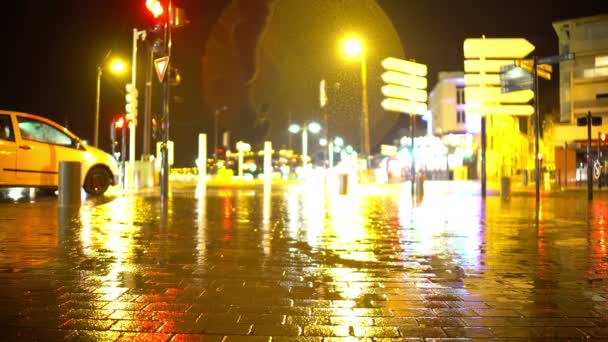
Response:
537,52,575,65
514,59,551,80
464,59,517,73
154,56,170,82
381,57,428,115
464,38,535,58
381,71,427,89
501,81,534,94
464,37,535,117
381,98,427,115
467,86,534,102
381,84,427,102
576,116,603,126
500,64,534,93
464,74,501,86
381,57,427,76
465,104,534,116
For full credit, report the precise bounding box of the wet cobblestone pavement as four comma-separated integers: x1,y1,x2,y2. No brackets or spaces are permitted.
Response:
0,181,607,341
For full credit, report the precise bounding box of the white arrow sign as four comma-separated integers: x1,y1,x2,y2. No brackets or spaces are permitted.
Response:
381,71,427,89
381,98,427,115
464,59,518,73
381,85,427,103
464,38,535,58
465,104,534,116
381,57,427,76
465,87,534,103
464,74,502,86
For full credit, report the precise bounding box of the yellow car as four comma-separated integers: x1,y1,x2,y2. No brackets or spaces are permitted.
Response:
0,110,119,196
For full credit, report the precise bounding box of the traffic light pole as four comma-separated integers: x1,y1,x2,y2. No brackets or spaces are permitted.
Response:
533,56,540,205
598,132,602,190
587,111,593,200
160,1,173,199
142,47,154,161
129,29,146,188
410,113,415,198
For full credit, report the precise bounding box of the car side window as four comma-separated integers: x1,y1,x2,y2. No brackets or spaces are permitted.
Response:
0,114,15,142
17,117,74,146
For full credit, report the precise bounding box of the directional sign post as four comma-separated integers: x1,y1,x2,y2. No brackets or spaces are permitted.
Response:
381,57,428,198
464,37,535,199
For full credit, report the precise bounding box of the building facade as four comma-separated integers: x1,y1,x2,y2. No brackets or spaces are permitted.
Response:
429,72,534,181
552,14,608,185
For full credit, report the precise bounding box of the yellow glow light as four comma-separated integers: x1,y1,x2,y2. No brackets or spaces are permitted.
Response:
109,59,126,74
343,37,363,58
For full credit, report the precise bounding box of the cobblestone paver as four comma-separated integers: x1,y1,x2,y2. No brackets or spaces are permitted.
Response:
0,183,607,341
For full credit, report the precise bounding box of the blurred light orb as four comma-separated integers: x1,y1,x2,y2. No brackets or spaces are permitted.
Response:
343,37,363,58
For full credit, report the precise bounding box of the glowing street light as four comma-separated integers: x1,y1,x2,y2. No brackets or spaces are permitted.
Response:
95,55,126,147
288,122,322,168
342,36,370,167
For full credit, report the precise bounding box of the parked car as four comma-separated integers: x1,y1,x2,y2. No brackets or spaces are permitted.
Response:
0,110,118,196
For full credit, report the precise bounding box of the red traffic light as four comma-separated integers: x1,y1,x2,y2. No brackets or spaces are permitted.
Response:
146,0,164,18
115,117,125,129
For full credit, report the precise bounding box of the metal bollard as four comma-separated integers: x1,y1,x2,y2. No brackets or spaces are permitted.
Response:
501,176,511,201
58,161,81,207
415,175,424,198
339,173,348,195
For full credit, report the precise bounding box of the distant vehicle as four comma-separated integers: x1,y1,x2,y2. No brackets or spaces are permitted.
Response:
0,110,119,196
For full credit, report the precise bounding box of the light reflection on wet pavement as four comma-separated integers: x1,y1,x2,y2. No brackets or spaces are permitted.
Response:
0,181,607,341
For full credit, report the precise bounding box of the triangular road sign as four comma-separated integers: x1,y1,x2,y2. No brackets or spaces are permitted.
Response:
154,56,170,82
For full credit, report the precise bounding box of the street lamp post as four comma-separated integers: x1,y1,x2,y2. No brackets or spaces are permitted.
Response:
94,55,126,147
289,122,322,168
343,37,370,167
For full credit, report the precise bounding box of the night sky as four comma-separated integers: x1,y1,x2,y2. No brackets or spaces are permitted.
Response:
1,0,607,166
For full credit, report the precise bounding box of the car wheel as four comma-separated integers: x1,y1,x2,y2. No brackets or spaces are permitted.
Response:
83,166,111,196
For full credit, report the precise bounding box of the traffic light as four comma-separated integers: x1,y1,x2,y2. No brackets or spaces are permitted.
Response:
151,117,158,139
145,0,165,19
115,117,125,129
125,83,138,121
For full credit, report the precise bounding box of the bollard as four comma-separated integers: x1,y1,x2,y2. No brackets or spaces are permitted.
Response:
338,173,348,195
415,174,424,198
501,176,511,201
58,161,81,207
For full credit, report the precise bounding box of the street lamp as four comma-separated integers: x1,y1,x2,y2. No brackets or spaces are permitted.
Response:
288,121,322,168
342,36,370,167
94,55,126,147
320,136,344,168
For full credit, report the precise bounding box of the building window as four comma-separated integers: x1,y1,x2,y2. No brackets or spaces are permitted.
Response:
456,110,465,123
456,86,465,105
